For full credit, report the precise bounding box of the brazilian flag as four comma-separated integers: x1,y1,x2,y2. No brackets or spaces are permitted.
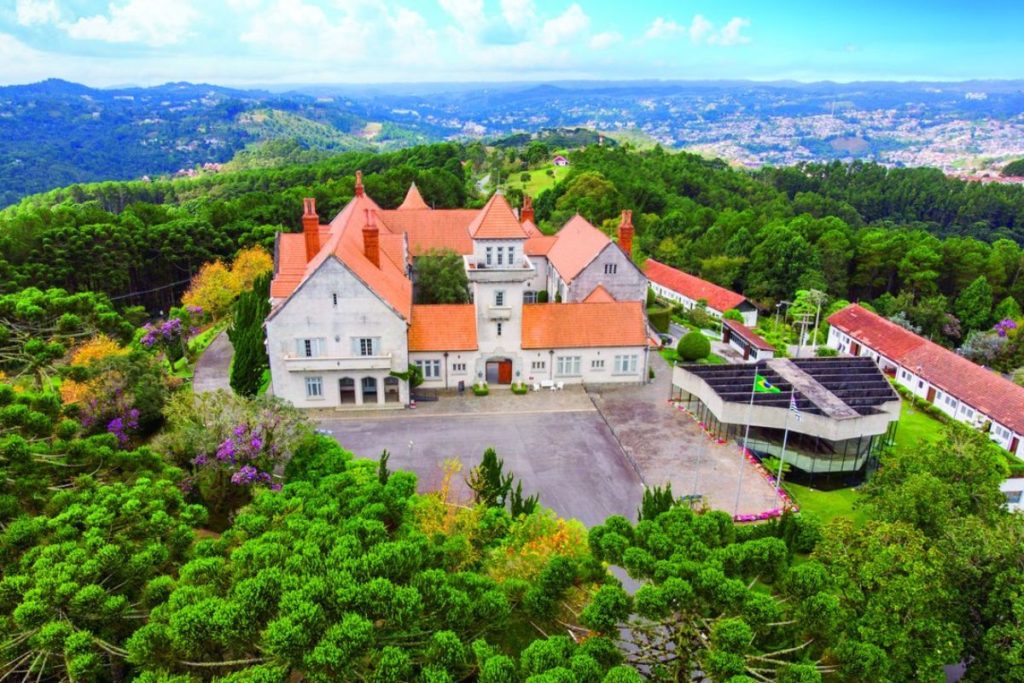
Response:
754,373,781,394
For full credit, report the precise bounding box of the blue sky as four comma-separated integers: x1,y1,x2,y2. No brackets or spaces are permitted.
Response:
1,0,1022,86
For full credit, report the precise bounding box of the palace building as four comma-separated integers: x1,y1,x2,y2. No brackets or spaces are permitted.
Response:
265,173,651,408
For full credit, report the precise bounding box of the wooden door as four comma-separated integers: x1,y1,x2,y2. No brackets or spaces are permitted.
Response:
850,342,861,356
498,360,513,384
1011,437,1019,454
926,387,936,403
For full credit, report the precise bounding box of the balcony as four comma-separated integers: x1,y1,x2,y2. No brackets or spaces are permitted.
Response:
488,306,512,320
283,354,393,372
464,255,535,283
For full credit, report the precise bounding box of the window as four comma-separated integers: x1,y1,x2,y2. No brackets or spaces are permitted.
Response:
524,291,537,304
495,290,505,307
305,376,323,398
497,322,503,336
1006,490,1022,505
917,380,924,389
591,359,605,370
452,363,466,373
963,407,975,418
531,360,546,371
604,263,618,275
415,359,441,379
496,246,504,266
358,338,375,356
332,293,338,306
296,338,324,358
485,246,493,265
614,354,638,374
508,246,515,264
556,356,581,376
945,395,956,408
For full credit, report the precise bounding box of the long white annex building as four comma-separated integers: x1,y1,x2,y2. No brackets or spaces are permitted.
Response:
828,303,1024,457
266,173,651,408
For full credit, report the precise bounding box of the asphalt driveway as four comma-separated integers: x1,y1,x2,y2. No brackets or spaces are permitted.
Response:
318,407,645,527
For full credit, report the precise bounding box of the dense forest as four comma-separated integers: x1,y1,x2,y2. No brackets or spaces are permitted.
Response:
1,142,1024,680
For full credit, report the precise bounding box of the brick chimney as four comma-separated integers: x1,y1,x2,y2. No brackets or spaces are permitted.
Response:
618,209,634,259
362,208,380,268
354,170,365,197
521,194,534,224
302,197,320,262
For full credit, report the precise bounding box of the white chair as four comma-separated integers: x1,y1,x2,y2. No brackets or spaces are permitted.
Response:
532,383,541,392
555,381,564,391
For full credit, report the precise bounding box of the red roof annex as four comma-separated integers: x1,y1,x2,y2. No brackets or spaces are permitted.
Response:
644,258,747,313
828,303,1024,434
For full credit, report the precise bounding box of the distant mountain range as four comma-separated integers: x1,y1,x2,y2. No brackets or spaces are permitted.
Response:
3,78,1024,208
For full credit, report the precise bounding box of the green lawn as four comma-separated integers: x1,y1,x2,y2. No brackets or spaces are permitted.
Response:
783,481,869,527
892,399,946,455
503,163,567,197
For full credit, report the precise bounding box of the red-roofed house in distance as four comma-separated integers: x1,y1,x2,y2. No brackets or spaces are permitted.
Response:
644,258,758,327
265,175,650,409
828,303,1024,457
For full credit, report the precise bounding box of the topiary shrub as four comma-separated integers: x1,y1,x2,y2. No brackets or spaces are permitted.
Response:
536,290,549,303
677,331,711,362
472,383,489,396
816,346,838,357
646,288,657,307
511,382,529,395
647,307,671,333
723,309,744,322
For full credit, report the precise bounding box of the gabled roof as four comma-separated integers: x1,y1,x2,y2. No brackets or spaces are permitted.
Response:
376,209,476,255
521,219,544,237
546,215,611,283
521,302,647,349
525,235,557,256
644,258,747,313
397,183,430,210
270,192,412,320
409,305,477,351
467,193,528,240
583,284,616,303
723,319,775,351
829,303,1024,434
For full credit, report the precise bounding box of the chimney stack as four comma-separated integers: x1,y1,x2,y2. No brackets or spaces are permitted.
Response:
362,208,380,268
521,194,534,224
354,170,365,197
302,197,320,262
618,210,634,259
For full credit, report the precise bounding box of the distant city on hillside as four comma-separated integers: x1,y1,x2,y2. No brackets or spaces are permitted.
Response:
2,78,1024,207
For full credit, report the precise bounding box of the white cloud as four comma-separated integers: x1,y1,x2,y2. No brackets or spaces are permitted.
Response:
388,7,439,66
15,0,60,26
709,17,751,46
644,14,750,47
65,0,198,46
688,14,712,43
589,31,621,50
500,0,535,32
540,3,588,46
240,0,378,60
438,0,485,31
226,0,263,10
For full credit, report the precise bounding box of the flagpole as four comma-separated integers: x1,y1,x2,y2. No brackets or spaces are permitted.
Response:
776,389,794,496
733,364,759,515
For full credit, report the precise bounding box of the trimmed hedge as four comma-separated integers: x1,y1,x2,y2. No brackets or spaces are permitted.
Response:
678,331,711,362
648,307,671,333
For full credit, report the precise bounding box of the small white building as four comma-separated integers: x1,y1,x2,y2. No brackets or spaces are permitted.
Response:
722,319,776,361
644,258,758,327
265,177,651,409
828,303,1024,458
1002,478,1024,513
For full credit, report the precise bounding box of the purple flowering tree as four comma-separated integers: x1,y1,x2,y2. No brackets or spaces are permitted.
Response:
994,318,1018,338
139,305,202,369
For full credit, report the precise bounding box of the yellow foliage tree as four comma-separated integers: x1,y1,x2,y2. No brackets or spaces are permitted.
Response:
181,260,236,320
60,335,129,405
229,246,273,293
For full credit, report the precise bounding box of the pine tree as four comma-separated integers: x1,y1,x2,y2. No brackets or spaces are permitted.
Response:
228,272,271,396
955,275,994,332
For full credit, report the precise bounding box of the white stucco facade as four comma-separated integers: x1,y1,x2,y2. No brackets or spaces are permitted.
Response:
648,281,758,327
266,258,410,408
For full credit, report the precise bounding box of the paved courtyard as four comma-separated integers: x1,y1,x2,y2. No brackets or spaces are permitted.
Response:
315,353,780,525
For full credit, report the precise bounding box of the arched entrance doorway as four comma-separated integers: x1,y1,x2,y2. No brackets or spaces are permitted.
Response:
485,358,513,384
361,376,378,403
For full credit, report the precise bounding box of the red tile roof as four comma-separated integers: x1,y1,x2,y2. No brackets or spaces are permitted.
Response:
583,284,616,303
828,303,1024,434
397,183,429,210
408,304,477,351
644,258,747,313
723,319,775,351
376,209,476,255
546,215,611,282
525,235,557,256
521,302,647,349
522,219,544,237
468,193,529,239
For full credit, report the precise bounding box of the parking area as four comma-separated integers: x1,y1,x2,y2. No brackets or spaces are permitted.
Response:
317,400,644,527
315,355,779,526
